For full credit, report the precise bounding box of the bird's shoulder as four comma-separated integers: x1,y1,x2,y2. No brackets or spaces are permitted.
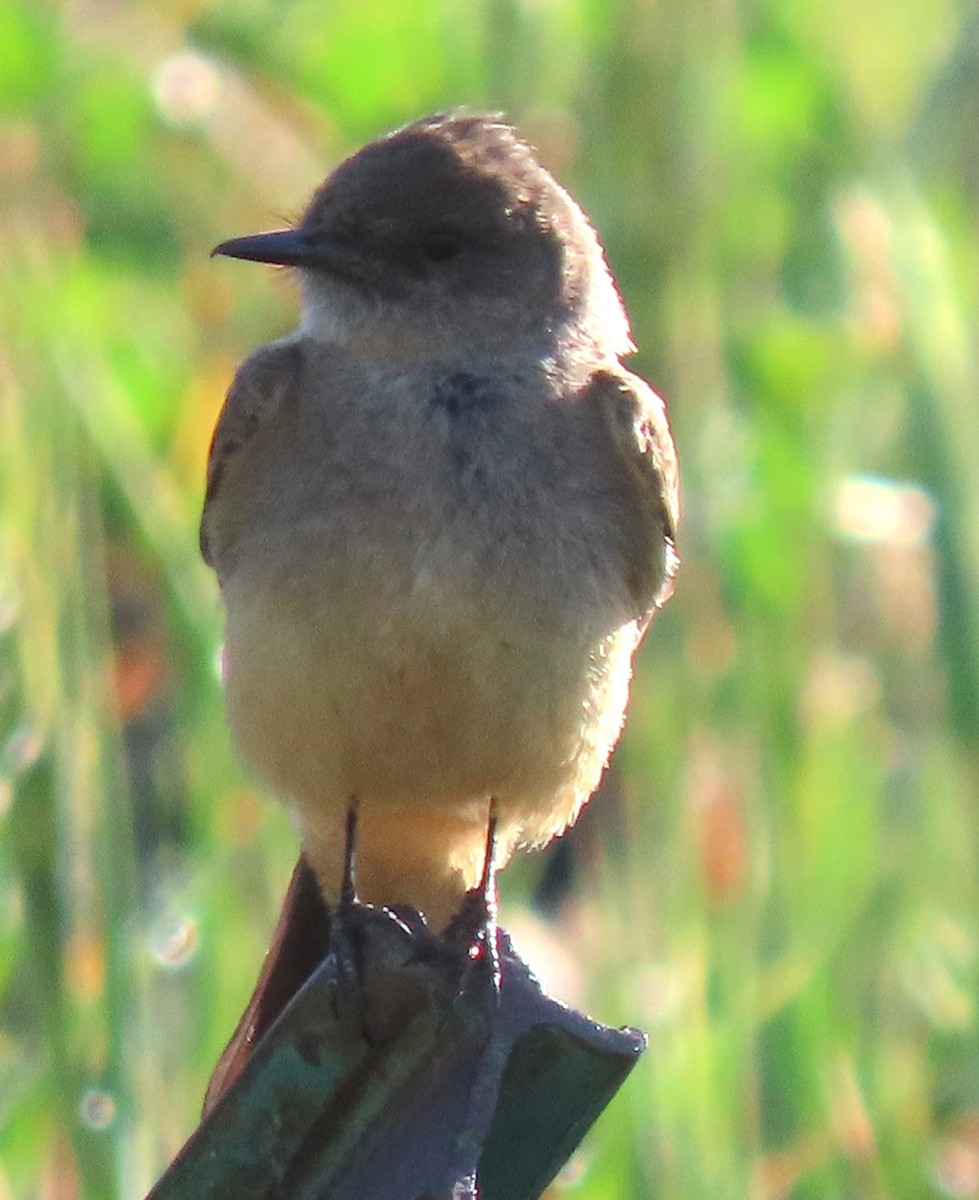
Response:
582,366,679,620
200,338,306,566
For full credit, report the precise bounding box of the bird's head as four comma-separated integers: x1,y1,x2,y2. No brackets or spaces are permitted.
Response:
213,113,632,365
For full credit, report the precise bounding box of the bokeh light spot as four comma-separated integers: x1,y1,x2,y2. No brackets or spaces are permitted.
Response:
78,1089,116,1131
833,475,936,546
152,52,221,127
148,912,199,969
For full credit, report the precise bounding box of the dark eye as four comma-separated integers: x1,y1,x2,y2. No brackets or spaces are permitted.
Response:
420,229,462,263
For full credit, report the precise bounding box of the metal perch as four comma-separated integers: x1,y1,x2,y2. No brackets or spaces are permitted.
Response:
147,859,645,1200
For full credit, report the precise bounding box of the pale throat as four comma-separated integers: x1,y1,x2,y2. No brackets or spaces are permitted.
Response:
296,268,625,374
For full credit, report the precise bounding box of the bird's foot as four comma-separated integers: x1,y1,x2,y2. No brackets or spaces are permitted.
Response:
442,798,502,1003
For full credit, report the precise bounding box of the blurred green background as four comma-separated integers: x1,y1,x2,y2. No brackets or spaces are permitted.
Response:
2,0,979,1196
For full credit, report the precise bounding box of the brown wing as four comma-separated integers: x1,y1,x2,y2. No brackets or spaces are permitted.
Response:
588,368,679,627
200,339,305,567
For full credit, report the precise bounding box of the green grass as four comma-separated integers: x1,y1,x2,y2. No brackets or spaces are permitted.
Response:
2,0,978,1196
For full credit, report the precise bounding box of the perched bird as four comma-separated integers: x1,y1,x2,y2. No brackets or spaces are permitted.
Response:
203,113,678,933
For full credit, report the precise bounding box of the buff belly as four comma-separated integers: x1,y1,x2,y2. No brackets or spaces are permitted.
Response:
220,551,639,926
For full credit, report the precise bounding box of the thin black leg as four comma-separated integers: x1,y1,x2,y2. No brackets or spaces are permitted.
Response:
339,796,359,910
443,797,502,995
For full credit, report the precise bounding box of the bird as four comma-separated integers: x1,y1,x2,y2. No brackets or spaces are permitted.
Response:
202,112,678,934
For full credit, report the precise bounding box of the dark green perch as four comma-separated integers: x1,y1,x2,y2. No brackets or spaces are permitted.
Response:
146,864,645,1200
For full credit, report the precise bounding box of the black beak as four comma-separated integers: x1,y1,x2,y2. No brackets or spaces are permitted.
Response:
212,228,313,265
211,228,364,276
